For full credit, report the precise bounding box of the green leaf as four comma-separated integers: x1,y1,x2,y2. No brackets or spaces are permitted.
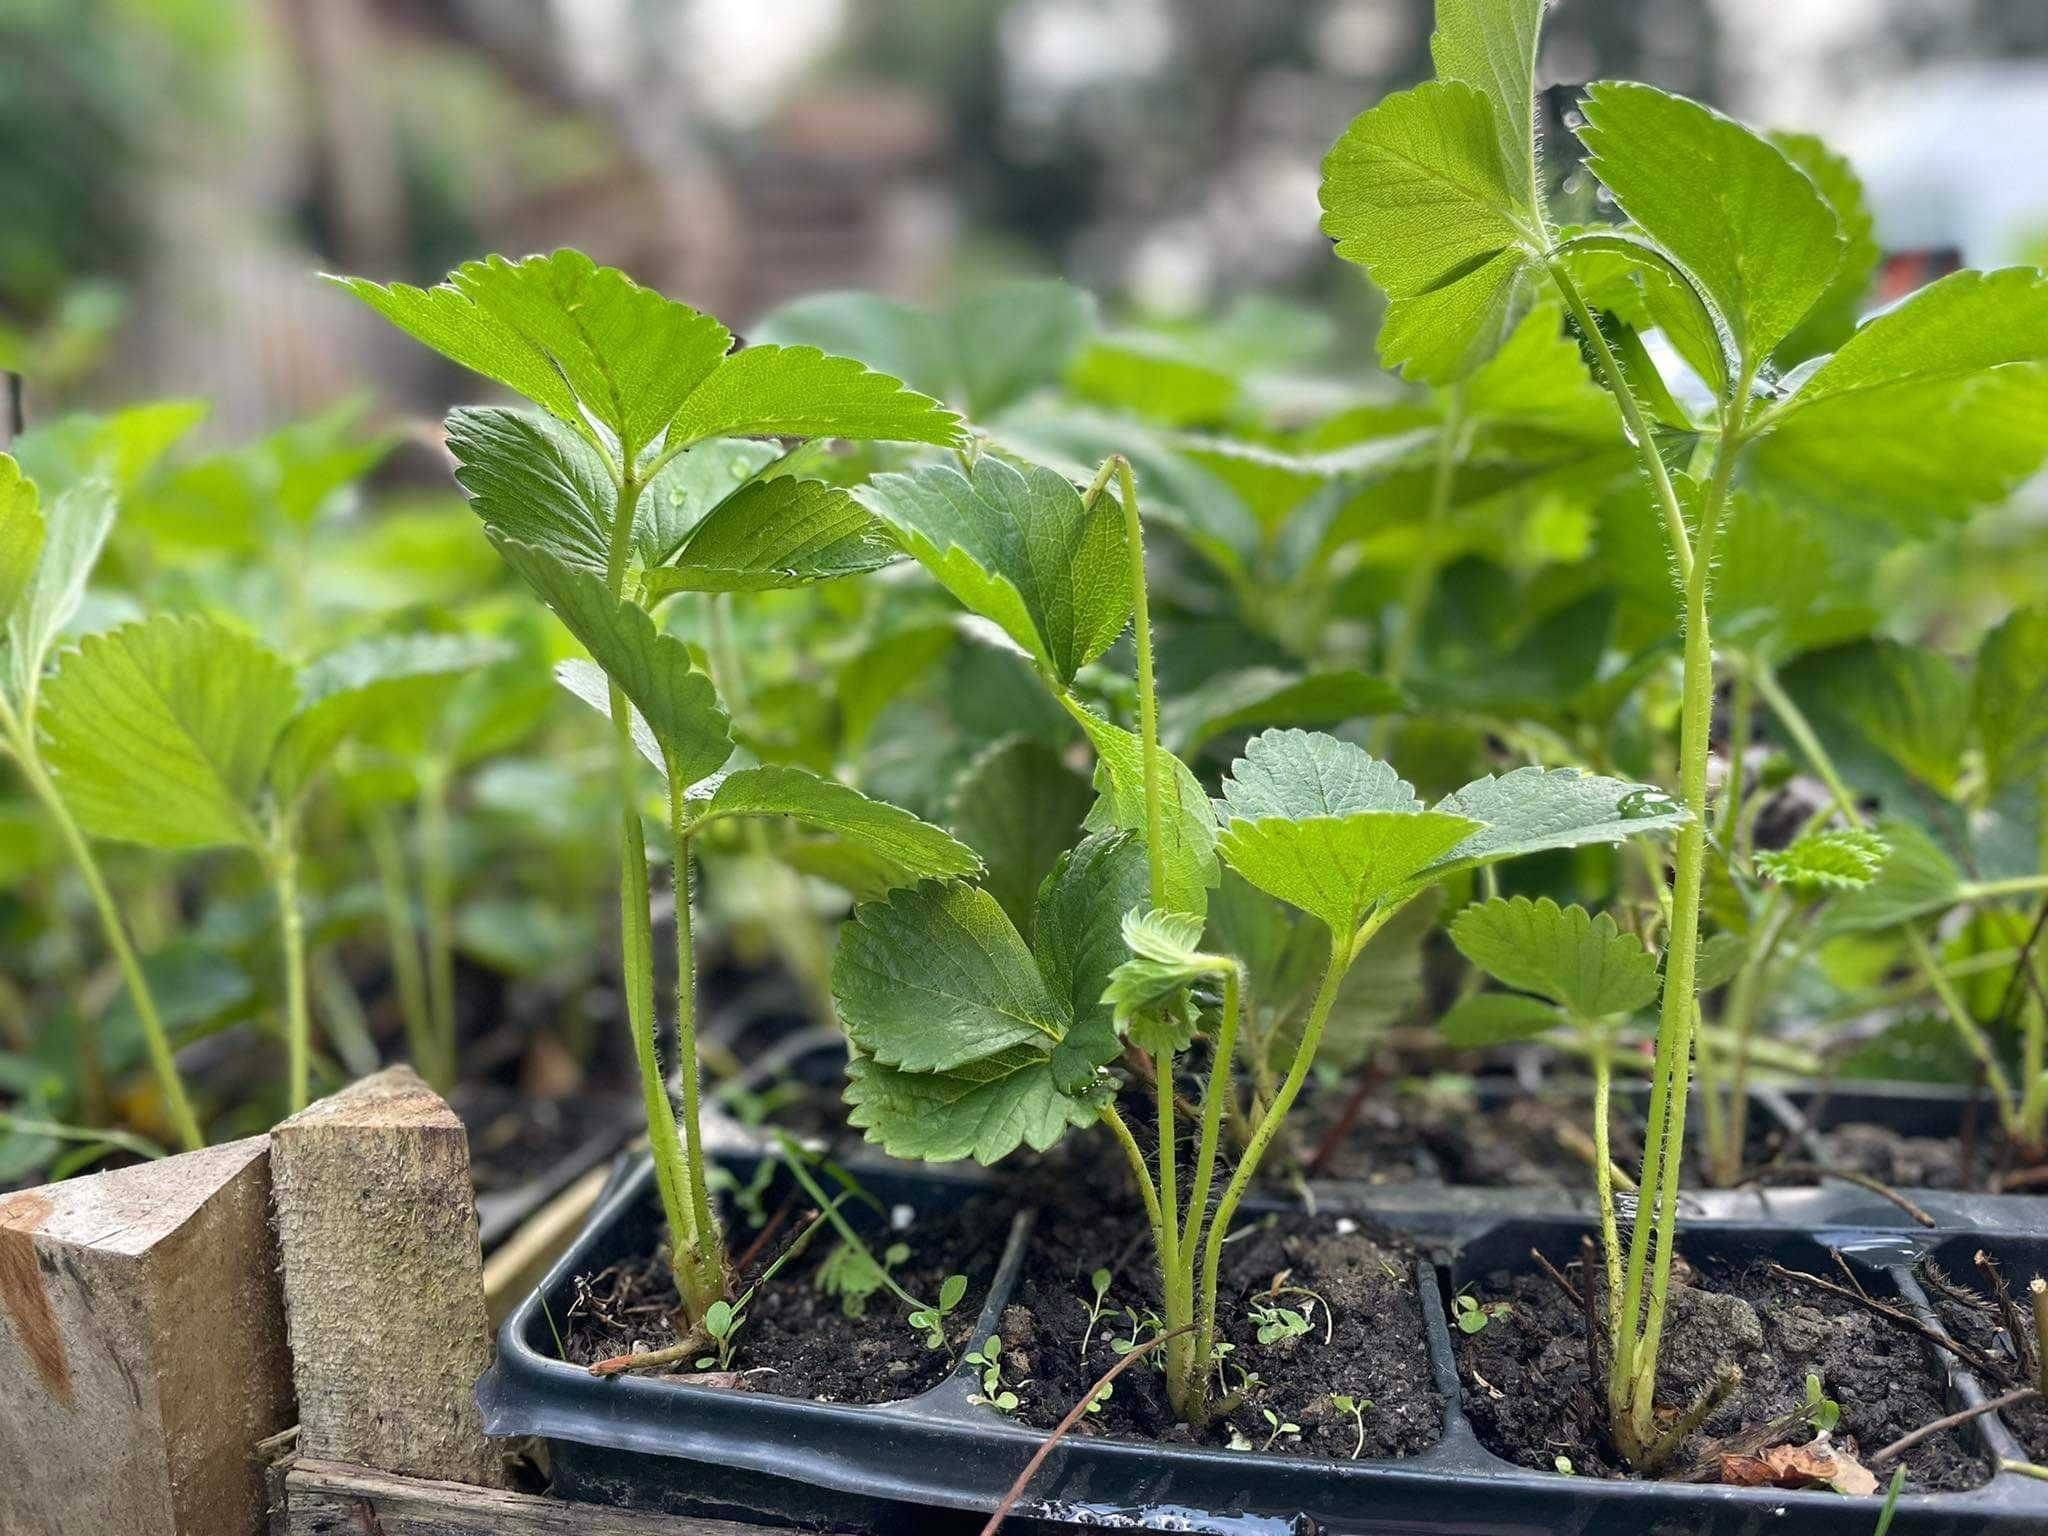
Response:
1756,828,1889,894
1214,728,1422,819
1756,269,2048,521
1439,991,1564,1048
634,439,783,567
1071,705,1220,917
835,881,1067,1073
1779,640,1969,798
1551,228,1735,396
643,477,900,594
1103,907,1221,1056
947,737,1097,936
1320,80,1542,382
1428,0,1547,228
1069,335,1238,428
1693,931,1748,992
0,456,44,630
445,407,614,575
1449,896,1660,1018
1576,83,1843,369
272,632,512,804
663,343,962,447
1823,820,1965,934
494,538,732,788
1768,132,1879,368
855,456,1130,686
1159,667,1405,755
1214,734,1477,933
754,281,1096,421
685,764,981,888
332,251,733,447
1032,832,1151,1086
842,1051,1104,1165
7,479,114,705
39,615,298,850
1413,766,1689,893
1974,606,2048,798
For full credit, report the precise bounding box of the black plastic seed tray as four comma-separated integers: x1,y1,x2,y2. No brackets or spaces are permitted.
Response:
480,1150,2048,1534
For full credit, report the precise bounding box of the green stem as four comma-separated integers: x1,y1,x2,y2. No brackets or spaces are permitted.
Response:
4,726,203,1150
1719,891,1792,1184
1589,1032,1622,1347
364,802,440,1090
1101,1103,1166,1248
267,809,313,1113
1192,924,1357,1399
1180,967,1241,1268
668,774,725,1302
417,764,459,1092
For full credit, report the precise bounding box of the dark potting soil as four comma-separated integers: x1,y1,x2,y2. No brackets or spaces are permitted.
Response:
457,1087,627,1195
558,1189,1013,1405
1816,1123,1975,1191
1920,1262,2048,1460
1003,1200,1442,1460
1456,1257,1989,1490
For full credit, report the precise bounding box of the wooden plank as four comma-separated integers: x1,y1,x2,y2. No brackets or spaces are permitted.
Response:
0,1135,293,1536
284,1460,787,1535
272,1066,505,1486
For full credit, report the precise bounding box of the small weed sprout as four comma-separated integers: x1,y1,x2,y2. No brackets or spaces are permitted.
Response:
1331,1393,1370,1460
1803,1372,1841,1434
1080,1267,1115,1358
1251,1301,1312,1347
907,1273,971,1351
1452,1291,1510,1335
696,1298,741,1372
1554,1455,1574,1476
965,1336,1025,1414
815,1237,911,1318
1260,1409,1301,1452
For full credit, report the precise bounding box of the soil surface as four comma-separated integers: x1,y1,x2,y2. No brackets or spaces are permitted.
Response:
1816,1123,1975,1191
560,1188,1013,1405
1004,1196,1442,1460
1304,1084,1789,1190
1920,1260,2048,1460
457,1087,627,1196
1457,1254,1989,1490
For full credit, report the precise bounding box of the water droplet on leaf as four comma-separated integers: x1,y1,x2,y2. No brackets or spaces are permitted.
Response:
1616,788,1679,821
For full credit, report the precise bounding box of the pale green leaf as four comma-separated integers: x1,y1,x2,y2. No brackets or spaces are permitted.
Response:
1429,0,1547,227
1439,991,1564,1048
1973,606,2048,797
1072,705,1220,917
7,479,115,706
855,456,1130,685
553,657,662,774
843,1051,1104,1165
1215,727,1421,819
1320,80,1542,382
1069,335,1237,428
0,456,44,630
1756,829,1889,893
643,477,900,594
685,764,980,888
494,538,732,787
332,251,732,446
1159,667,1405,755
1103,907,1222,1057
1576,82,1843,368
272,632,511,804
833,882,1066,1073
663,343,962,448
1449,896,1660,1018
1412,766,1689,893
1032,832,1152,1085
1216,811,1479,936
1768,131,1879,368
947,736,1096,935
1823,819,1965,933
39,615,298,850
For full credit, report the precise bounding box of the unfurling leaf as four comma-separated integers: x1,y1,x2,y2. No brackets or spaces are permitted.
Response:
1755,829,1889,894
855,456,1131,686
0,456,44,632
1450,897,1660,1019
1103,908,1223,1056
40,615,299,850
7,479,115,706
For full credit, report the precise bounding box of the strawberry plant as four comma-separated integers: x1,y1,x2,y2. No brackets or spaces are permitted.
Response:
1320,0,2048,1470
832,441,1682,1426
337,250,983,1328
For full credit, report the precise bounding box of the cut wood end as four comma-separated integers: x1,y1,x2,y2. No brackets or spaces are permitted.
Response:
276,1064,457,1134
0,1135,270,1256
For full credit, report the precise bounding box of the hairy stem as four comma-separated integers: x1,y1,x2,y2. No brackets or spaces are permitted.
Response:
267,810,314,1113
5,724,203,1150
668,774,725,1306
1589,1031,1622,1342
364,802,440,1091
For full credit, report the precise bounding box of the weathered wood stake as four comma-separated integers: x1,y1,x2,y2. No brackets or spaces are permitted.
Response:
271,1065,505,1486
0,1135,292,1536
